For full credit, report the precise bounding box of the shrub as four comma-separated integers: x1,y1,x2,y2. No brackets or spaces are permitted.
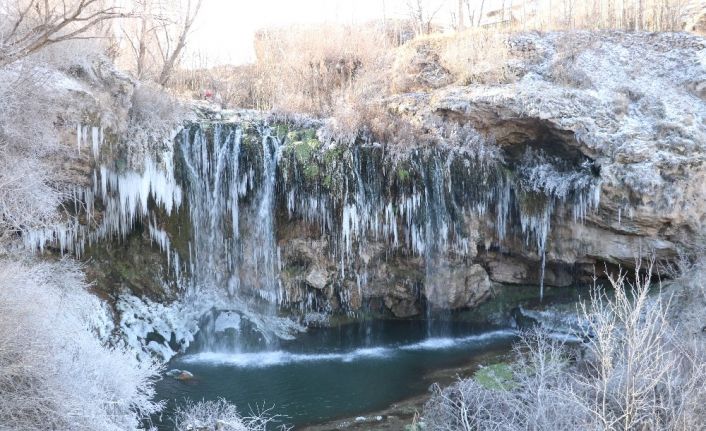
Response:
0,60,75,235
424,259,706,430
172,398,291,431
0,258,163,430
125,81,191,161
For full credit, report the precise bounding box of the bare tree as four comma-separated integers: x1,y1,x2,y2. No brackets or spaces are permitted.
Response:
118,0,201,85
155,0,201,85
406,0,446,34
0,0,124,67
468,0,486,27
120,0,152,79
457,0,466,29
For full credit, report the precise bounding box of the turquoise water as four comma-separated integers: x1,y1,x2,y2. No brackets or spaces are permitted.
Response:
152,320,517,429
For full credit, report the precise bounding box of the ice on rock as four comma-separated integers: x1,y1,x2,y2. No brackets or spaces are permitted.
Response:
24,156,182,258
27,120,605,359
214,311,241,333
117,294,203,362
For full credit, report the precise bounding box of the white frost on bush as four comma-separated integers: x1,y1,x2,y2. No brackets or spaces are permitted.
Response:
424,262,706,430
0,258,163,431
125,82,193,167
172,398,291,431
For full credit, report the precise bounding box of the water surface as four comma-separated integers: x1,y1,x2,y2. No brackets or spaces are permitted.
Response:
153,320,516,429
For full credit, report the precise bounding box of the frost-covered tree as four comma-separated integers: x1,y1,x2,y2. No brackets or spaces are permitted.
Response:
424,260,706,430
118,0,202,85
172,398,291,431
0,258,163,430
0,61,72,236
0,0,124,67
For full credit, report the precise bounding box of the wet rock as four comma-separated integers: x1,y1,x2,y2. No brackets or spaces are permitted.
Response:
166,369,195,380
343,280,363,310
426,264,491,310
305,267,329,290
382,279,421,318
484,253,575,286
486,256,532,285
165,369,182,378
384,296,421,318
176,370,194,381
213,311,241,332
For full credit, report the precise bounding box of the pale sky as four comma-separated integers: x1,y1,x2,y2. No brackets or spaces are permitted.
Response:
187,0,448,66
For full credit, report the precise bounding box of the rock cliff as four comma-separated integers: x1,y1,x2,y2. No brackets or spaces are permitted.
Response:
25,31,706,359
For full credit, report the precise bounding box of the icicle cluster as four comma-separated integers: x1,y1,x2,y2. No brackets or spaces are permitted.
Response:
25,121,603,356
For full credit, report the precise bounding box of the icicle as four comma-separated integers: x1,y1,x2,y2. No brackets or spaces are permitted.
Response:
76,124,82,154
91,126,100,160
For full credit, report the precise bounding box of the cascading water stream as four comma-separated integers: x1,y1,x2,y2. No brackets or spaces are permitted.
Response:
24,121,603,360
179,124,240,296
251,131,282,304
176,125,292,352
419,154,452,335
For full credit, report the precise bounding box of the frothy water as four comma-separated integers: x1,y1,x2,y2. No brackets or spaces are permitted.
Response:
181,329,517,368
182,347,392,367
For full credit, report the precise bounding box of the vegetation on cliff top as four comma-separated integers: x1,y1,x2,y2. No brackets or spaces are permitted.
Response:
173,0,701,145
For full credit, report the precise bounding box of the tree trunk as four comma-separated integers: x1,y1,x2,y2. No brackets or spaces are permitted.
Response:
458,0,465,29
158,0,202,86
477,0,486,26
136,16,149,80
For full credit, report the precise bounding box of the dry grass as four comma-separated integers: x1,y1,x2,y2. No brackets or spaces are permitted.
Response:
167,0,695,143
173,23,391,116
171,24,516,143
392,29,515,92
254,24,388,115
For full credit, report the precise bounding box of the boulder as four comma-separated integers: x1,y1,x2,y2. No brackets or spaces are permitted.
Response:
425,264,492,310
305,267,329,290
176,370,194,381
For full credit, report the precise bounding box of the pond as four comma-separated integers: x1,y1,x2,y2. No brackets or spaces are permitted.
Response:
152,319,516,429
151,284,585,429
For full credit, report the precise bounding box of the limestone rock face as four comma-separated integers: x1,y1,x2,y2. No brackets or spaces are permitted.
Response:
425,263,491,310
274,32,706,317
388,31,706,268
73,32,706,335
483,252,579,287
383,288,421,318
305,268,329,290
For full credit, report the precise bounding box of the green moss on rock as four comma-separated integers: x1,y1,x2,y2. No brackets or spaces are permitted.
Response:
303,164,320,181
292,139,321,164
473,363,515,390
397,167,411,183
